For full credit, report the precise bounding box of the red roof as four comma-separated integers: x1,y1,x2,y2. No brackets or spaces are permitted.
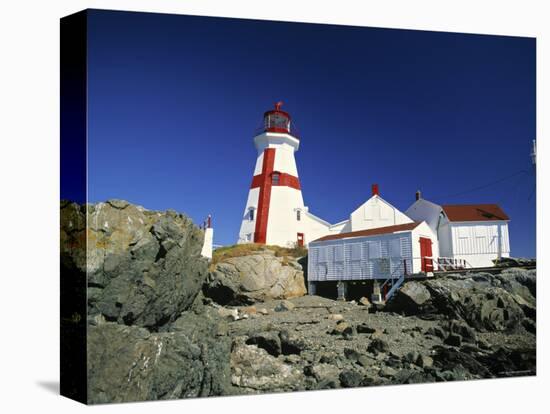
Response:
442,204,509,222
312,222,421,243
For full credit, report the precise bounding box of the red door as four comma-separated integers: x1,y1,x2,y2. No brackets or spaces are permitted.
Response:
297,233,304,247
419,237,433,272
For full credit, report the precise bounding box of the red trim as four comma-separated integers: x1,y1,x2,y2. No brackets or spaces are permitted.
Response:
254,148,276,244
263,109,291,121
265,126,290,134
250,171,301,190
419,237,433,272
250,174,263,188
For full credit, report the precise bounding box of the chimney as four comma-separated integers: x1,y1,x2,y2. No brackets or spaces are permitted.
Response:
371,184,379,196
416,190,421,201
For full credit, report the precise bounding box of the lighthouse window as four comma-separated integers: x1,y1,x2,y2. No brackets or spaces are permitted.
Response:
296,210,301,221
272,173,280,185
249,209,254,221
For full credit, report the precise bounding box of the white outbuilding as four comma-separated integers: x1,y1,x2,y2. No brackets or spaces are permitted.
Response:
406,194,510,268
308,220,438,301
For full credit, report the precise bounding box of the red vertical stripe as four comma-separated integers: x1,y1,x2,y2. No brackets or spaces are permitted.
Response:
254,148,276,243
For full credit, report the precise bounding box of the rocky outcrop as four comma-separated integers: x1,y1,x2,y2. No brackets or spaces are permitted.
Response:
230,339,306,392
387,269,536,332
61,200,208,330
87,315,231,404
494,257,536,268
61,200,225,404
205,249,307,305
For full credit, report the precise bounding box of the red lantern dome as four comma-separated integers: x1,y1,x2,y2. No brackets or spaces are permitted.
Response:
262,101,295,137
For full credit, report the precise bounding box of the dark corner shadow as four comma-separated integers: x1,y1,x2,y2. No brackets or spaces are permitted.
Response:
36,381,60,395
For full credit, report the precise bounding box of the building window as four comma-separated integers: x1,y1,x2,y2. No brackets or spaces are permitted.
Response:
272,172,280,185
248,209,254,221
296,210,301,221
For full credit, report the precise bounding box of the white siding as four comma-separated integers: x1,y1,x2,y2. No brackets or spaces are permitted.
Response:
264,186,306,247
308,232,413,281
328,220,351,234
350,196,413,232
252,151,264,175
273,144,299,177
237,187,260,243
449,221,511,267
405,199,443,235
437,219,453,257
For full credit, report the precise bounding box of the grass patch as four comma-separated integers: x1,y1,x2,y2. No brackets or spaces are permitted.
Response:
211,243,308,266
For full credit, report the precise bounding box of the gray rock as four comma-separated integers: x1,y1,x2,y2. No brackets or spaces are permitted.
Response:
448,320,477,343
388,281,431,314
379,366,397,377
275,300,296,312
231,342,305,391
367,338,389,354
87,321,230,404
424,277,526,332
330,321,356,338
494,257,536,268
279,330,304,355
62,200,208,330
106,199,130,209
444,334,462,347
418,355,434,368
304,363,340,385
426,326,446,339
246,332,282,357
522,318,536,334
339,370,362,388
205,250,307,305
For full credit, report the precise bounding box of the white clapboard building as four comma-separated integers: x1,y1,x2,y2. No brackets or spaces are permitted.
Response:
237,104,511,301
406,194,510,268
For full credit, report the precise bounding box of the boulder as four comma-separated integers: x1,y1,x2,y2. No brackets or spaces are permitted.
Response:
62,200,208,330
230,342,305,391
275,300,296,312
205,249,307,305
339,370,363,388
245,332,282,357
87,321,231,403
367,338,389,354
388,281,431,314
330,321,356,338
304,363,341,385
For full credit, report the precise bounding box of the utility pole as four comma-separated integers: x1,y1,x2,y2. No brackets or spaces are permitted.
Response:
531,139,536,170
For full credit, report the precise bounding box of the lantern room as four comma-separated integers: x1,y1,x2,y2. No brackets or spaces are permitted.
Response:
263,101,295,137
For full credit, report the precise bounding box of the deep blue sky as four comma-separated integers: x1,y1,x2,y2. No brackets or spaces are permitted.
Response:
85,9,536,257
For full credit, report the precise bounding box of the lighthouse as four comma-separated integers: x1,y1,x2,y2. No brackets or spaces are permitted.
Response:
238,103,331,247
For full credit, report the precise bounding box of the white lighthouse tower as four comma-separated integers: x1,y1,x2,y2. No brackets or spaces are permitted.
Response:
238,103,331,247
